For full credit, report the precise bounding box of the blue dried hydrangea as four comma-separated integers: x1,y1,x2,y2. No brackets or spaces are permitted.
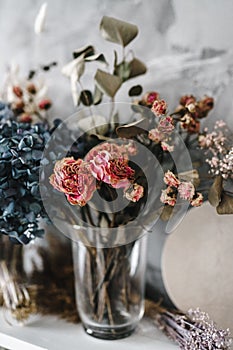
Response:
0,102,14,122
0,107,51,244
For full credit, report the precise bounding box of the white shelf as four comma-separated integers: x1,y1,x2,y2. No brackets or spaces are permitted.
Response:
0,311,177,350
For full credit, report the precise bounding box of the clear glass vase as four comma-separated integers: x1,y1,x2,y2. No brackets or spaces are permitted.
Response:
72,234,147,340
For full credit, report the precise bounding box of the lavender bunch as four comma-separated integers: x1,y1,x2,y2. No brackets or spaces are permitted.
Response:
154,307,232,350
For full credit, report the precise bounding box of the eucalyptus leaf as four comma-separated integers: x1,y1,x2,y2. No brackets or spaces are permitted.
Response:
116,118,149,138
217,193,233,214
62,56,85,81
114,61,131,81
128,85,143,97
79,90,93,106
100,16,138,47
85,53,108,65
90,134,112,142
113,50,118,68
95,69,122,98
73,45,95,59
93,85,103,105
128,58,147,79
208,175,223,207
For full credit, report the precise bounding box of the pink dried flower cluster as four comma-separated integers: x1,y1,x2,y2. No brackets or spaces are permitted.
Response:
176,95,214,134
151,99,167,117
124,183,144,202
142,91,160,107
50,142,144,206
149,115,175,152
199,121,233,179
160,171,203,207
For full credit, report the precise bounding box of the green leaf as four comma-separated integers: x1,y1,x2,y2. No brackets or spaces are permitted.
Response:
79,90,93,106
128,58,147,79
93,85,103,105
100,16,138,47
114,61,131,81
217,193,233,214
85,53,108,65
94,69,122,98
128,85,143,97
73,45,95,59
208,175,223,207
116,118,149,138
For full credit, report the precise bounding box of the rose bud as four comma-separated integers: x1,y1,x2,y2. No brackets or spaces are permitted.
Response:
39,99,52,110
12,100,25,114
27,83,37,94
143,91,159,107
13,86,23,98
179,94,196,106
18,113,32,123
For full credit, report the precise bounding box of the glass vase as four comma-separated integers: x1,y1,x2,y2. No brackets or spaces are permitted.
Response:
72,234,147,340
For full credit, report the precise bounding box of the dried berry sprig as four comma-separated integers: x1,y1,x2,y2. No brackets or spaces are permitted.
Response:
199,120,233,180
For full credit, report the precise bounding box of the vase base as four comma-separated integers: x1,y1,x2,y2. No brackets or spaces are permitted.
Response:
83,323,136,340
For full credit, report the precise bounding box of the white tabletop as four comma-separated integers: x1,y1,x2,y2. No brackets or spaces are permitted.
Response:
0,310,177,350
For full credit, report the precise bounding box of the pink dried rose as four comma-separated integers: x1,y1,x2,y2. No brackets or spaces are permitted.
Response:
124,183,144,202
89,150,112,183
190,192,203,207
143,91,159,106
161,141,174,152
88,151,135,189
158,116,174,134
160,187,177,206
86,142,135,189
49,157,96,206
164,171,180,188
85,142,129,162
178,181,195,201
106,158,135,189
151,99,167,117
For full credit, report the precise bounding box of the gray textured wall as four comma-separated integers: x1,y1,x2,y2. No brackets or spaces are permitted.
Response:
1,0,233,125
